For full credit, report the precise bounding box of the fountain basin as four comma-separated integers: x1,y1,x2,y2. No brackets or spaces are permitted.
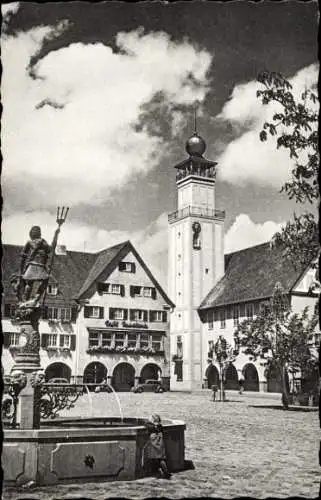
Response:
3,417,186,485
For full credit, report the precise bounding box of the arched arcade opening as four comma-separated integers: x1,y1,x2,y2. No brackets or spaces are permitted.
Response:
112,362,135,392
83,362,107,385
243,363,259,392
224,363,239,390
45,363,71,382
140,363,161,382
205,364,219,389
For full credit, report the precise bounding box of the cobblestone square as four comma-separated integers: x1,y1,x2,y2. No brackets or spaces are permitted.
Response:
3,390,320,499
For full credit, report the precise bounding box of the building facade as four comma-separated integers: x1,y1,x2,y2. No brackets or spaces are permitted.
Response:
168,131,319,393
2,241,174,391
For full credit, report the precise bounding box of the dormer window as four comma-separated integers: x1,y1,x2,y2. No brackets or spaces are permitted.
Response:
119,262,136,273
47,283,58,296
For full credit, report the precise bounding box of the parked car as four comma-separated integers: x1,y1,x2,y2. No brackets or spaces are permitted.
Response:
47,378,69,384
132,379,165,393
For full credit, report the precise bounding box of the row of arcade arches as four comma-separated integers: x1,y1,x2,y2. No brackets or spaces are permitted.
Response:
205,362,285,393
44,362,161,392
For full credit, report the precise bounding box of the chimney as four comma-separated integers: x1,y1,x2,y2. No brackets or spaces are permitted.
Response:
56,244,67,256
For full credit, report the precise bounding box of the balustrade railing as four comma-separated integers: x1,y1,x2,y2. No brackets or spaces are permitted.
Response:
168,205,225,223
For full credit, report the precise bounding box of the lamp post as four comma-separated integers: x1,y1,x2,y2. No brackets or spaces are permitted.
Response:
214,335,227,402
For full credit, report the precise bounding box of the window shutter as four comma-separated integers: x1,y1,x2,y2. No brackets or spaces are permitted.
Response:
143,310,148,322
149,310,154,322
120,285,125,297
131,263,136,273
60,335,64,347
70,335,76,351
84,306,92,318
41,306,48,320
130,309,135,321
97,283,103,295
109,308,115,320
214,310,219,322
130,286,135,297
71,307,78,323
3,333,10,348
162,311,167,323
99,307,104,319
119,262,125,271
239,304,245,317
4,303,11,318
123,309,128,320
152,288,156,299
41,334,48,348
254,302,260,315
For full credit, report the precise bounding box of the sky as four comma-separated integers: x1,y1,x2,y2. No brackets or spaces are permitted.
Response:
1,1,319,289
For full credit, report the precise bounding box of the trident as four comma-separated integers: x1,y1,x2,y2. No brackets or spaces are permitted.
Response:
42,206,69,307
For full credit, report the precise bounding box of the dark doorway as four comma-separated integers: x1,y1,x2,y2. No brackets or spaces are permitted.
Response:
224,363,239,390
140,363,161,382
243,363,259,392
113,363,135,392
45,363,71,382
206,364,219,389
83,362,107,385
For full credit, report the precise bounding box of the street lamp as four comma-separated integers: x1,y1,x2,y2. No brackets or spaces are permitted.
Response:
214,335,227,402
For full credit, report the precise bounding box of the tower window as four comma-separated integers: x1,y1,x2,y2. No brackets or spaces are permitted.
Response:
178,254,181,260
205,268,209,274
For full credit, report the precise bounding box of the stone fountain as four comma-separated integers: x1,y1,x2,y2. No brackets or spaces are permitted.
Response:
2,210,186,486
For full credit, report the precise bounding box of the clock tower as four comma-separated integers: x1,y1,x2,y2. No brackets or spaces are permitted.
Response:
168,129,225,391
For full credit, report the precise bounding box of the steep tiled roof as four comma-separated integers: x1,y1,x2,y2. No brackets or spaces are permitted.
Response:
75,241,130,299
2,240,174,309
199,242,307,310
2,244,96,307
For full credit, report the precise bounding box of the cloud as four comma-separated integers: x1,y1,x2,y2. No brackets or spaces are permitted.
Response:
225,214,284,253
2,24,212,209
216,64,319,188
1,2,20,19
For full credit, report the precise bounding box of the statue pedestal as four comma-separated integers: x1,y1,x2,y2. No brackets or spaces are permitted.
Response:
11,319,41,430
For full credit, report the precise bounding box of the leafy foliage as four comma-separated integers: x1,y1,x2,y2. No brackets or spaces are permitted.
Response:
234,283,318,408
256,71,319,268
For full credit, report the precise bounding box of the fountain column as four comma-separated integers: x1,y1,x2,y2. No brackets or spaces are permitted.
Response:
11,307,42,429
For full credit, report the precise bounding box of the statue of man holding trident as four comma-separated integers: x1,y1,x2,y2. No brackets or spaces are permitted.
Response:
13,207,69,308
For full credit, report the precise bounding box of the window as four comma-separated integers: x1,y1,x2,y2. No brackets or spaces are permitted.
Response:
84,306,104,319
143,287,154,298
150,310,164,322
127,333,137,348
133,310,145,321
115,332,126,348
88,331,99,347
208,310,214,330
151,333,162,352
119,261,135,273
245,303,254,319
47,283,58,296
47,334,58,347
109,308,127,320
101,332,113,347
48,307,72,321
60,334,70,348
4,303,17,318
115,309,124,320
110,284,121,295
9,332,20,346
140,333,149,349
233,306,240,326
177,336,183,357
219,310,226,329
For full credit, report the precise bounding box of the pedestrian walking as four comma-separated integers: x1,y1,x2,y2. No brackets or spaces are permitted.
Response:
142,414,171,479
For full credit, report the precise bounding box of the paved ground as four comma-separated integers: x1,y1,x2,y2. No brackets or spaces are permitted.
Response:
3,390,320,499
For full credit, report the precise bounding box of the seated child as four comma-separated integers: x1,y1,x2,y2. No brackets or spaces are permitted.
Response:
142,413,171,479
